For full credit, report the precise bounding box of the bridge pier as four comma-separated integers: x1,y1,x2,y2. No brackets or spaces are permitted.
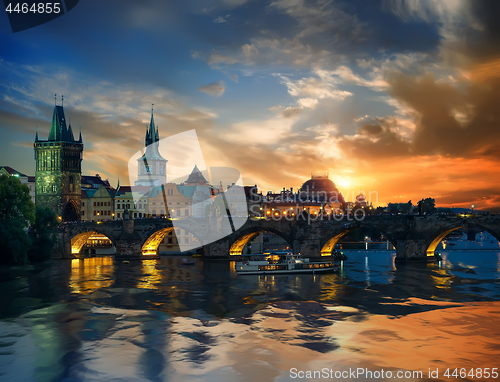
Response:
115,239,151,259
296,238,321,258
59,232,71,259
394,237,438,263
203,240,230,258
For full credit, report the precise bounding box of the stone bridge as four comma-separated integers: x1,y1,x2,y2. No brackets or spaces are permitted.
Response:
58,213,500,262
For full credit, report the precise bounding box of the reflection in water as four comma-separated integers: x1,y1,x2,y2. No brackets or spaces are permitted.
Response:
138,259,163,290
1,248,500,381
1,299,500,381
69,257,114,294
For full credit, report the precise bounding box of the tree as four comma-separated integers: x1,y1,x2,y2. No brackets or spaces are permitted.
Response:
29,206,59,262
421,198,436,214
0,174,35,264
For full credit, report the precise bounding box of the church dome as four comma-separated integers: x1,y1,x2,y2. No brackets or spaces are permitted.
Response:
299,175,343,203
300,176,338,193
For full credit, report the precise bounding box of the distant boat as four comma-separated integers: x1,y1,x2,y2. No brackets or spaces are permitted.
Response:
122,260,130,264
236,252,339,275
182,259,195,265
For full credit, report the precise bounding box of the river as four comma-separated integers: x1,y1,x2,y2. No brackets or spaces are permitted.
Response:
0,238,499,381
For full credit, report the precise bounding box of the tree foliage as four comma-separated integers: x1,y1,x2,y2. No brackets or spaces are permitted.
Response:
29,206,59,262
418,197,436,214
0,175,35,264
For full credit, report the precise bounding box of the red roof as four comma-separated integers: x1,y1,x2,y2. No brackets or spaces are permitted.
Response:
0,166,27,177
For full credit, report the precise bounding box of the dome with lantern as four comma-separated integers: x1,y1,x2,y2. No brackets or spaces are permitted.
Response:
299,174,344,203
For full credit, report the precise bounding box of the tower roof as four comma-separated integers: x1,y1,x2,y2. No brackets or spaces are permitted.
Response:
185,165,208,185
140,106,166,162
48,105,67,141
45,104,79,143
145,105,158,147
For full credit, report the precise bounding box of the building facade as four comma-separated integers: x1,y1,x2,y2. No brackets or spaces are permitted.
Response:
81,184,115,221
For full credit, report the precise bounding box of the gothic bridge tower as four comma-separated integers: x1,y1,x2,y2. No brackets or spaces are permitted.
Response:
34,98,83,221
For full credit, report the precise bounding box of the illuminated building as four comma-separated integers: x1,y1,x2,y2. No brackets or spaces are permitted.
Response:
33,100,83,221
262,174,345,217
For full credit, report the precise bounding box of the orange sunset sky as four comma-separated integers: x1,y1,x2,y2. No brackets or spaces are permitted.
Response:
1,1,500,210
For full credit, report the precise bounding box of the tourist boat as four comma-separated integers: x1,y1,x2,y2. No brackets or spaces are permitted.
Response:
182,258,195,265
235,252,339,275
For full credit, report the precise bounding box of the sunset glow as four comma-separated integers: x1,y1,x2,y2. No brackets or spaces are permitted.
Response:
1,1,499,209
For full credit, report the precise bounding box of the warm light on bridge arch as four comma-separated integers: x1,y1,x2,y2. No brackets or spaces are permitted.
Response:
425,227,467,256
426,225,500,256
141,227,201,256
321,228,357,256
71,231,114,256
141,228,176,256
320,226,395,256
229,230,292,256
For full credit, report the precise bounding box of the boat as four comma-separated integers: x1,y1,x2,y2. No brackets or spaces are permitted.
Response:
182,258,195,265
235,252,339,275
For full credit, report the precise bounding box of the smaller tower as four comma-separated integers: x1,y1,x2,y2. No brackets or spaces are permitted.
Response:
136,106,167,186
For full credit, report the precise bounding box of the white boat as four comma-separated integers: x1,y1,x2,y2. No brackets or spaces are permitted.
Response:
235,252,339,275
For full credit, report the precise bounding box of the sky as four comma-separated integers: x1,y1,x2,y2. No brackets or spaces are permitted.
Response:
1,0,500,209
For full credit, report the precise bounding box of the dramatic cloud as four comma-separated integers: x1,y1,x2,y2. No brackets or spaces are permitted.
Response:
198,81,226,97
1,0,500,209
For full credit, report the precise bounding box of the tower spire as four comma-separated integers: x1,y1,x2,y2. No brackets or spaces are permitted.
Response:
61,95,64,107
147,104,156,145
54,94,57,106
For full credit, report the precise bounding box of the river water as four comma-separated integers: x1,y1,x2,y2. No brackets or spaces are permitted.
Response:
0,239,499,382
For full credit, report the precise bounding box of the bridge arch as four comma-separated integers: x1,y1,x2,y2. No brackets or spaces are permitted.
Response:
229,227,293,256
426,223,500,256
320,222,397,256
71,230,115,256
141,225,204,256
